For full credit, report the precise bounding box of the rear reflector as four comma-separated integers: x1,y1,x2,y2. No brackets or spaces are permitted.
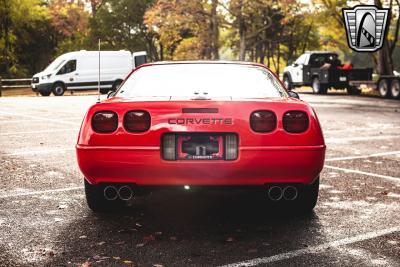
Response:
124,110,151,132
250,110,277,133
92,111,118,133
225,134,238,160
283,111,309,133
162,134,176,160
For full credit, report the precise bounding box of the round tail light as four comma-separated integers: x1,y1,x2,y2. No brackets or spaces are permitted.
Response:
283,111,309,133
250,110,277,133
91,111,118,133
124,110,151,132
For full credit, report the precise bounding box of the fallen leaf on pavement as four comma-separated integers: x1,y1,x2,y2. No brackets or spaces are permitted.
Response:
78,261,91,267
143,235,155,242
226,237,235,242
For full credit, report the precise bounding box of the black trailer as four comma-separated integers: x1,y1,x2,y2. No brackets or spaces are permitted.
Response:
349,75,400,99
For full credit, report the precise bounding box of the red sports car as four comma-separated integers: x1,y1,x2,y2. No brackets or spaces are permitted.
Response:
76,61,325,212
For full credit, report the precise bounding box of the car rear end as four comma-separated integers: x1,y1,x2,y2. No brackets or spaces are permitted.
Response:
76,62,325,212
77,99,325,186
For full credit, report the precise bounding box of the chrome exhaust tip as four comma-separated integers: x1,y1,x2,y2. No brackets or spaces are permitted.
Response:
283,186,298,201
104,186,118,201
267,186,283,201
118,185,133,201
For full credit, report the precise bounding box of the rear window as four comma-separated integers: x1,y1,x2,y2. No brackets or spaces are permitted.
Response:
117,63,287,98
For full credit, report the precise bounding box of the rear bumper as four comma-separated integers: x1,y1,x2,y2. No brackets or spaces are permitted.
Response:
77,145,325,186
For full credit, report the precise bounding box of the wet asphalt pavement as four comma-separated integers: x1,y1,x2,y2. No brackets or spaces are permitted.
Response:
0,92,399,267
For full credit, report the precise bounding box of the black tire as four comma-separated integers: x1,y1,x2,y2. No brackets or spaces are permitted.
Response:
347,86,361,95
100,88,109,94
312,77,327,94
378,79,390,98
112,80,123,92
52,82,65,96
390,79,400,99
39,91,51,96
283,75,293,91
295,177,319,213
84,179,124,213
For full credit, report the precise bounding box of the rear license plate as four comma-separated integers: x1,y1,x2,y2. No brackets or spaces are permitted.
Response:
339,76,347,81
177,133,224,160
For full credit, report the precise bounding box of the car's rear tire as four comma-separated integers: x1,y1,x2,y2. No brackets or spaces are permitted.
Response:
52,82,65,96
390,79,400,99
378,79,390,98
283,75,293,91
312,77,327,94
347,86,361,95
84,179,125,213
295,177,319,213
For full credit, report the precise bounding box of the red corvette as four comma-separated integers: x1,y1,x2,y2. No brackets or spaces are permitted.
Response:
76,61,325,212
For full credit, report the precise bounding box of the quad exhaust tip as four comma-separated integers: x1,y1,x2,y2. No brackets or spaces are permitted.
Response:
267,186,298,201
104,186,118,201
268,186,283,201
104,185,134,201
118,185,133,201
283,186,298,201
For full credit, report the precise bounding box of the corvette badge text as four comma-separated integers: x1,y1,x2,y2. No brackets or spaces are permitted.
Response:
168,118,233,125
342,5,389,52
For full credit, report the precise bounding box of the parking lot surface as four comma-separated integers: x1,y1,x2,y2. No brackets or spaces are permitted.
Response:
0,93,399,267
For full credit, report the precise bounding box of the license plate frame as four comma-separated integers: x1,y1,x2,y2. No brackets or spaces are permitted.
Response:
176,133,225,160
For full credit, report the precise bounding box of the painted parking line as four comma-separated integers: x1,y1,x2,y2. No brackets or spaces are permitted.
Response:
326,135,398,144
0,117,83,124
324,126,400,133
3,148,74,156
0,186,83,199
0,129,76,136
325,165,400,183
220,226,400,267
326,151,400,162
0,111,79,126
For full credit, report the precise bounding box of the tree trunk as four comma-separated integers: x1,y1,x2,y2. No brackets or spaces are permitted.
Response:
374,0,394,75
376,41,393,75
239,19,246,61
277,43,281,75
210,0,219,60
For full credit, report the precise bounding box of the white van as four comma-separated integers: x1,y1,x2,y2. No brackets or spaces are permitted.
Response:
31,50,147,96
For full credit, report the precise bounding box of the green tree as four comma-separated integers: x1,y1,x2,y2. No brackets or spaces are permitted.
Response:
0,0,49,76
144,0,220,60
88,0,157,59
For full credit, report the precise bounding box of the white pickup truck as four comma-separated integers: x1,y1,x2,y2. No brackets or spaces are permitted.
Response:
282,51,372,95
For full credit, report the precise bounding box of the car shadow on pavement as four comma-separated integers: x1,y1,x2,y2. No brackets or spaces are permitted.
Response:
44,190,324,266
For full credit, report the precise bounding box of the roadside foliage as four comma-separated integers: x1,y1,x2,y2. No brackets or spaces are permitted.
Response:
0,0,399,77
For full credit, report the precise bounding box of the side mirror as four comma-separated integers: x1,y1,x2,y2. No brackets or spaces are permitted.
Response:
288,91,300,99
107,91,116,99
